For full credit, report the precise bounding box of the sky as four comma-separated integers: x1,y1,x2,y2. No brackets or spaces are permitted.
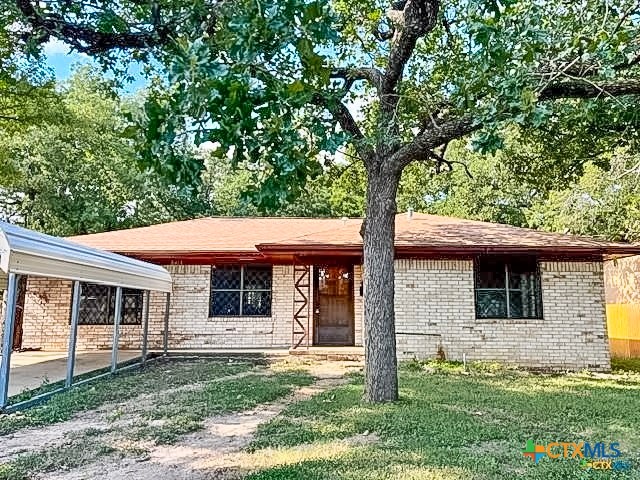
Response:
44,39,147,93
43,38,363,162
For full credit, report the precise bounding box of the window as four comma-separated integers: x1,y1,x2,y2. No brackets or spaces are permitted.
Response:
474,256,542,319
210,265,272,316
77,283,143,325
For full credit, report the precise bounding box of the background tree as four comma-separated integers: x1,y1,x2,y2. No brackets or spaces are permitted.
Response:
9,0,640,402
529,152,640,242
0,68,204,234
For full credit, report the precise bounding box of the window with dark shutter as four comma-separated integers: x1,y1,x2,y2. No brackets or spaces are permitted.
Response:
474,256,542,319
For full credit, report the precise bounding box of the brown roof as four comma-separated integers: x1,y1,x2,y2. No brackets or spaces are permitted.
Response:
68,217,362,254
68,213,640,258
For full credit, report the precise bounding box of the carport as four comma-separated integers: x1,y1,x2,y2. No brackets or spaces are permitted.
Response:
0,221,172,410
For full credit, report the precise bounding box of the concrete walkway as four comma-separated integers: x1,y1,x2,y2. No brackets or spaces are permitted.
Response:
8,350,140,397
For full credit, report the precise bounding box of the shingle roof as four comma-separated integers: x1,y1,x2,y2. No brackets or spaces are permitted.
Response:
68,217,362,254
68,213,640,257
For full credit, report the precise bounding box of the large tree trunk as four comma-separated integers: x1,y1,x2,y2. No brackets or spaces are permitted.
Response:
362,164,400,403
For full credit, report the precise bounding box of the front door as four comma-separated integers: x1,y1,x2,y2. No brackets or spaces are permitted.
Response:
314,265,354,346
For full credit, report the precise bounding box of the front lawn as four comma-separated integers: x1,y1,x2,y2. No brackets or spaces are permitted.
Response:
248,361,640,479
0,358,314,480
0,358,255,435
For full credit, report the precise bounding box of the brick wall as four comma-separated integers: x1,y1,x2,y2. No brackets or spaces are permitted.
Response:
354,264,364,346
16,262,364,352
145,264,293,349
17,258,606,369
149,263,364,350
20,276,143,351
394,259,610,371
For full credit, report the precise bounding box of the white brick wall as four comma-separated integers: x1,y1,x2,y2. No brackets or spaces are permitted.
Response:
354,264,364,346
18,265,296,351
149,264,365,349
20,276,143,351
146,264,293,349
14,258,609,371
394,258,610,371
16,262,365,352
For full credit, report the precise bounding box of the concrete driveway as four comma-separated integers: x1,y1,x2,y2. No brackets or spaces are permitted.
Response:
8,350,141,397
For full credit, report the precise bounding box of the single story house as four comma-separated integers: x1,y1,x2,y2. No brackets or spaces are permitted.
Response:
11,212,640,370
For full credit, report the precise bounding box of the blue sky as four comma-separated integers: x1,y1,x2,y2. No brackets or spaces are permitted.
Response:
44,39,147,93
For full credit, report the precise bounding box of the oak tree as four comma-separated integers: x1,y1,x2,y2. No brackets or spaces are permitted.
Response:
10,0,640,401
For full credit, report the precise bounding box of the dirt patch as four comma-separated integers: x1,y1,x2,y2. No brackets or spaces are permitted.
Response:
0,369,263,464
45,375,349,480
1,359,362,479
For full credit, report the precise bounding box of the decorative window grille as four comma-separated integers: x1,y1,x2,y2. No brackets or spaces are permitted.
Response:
76,283,143,325
209,265,272,317
474,256,542,319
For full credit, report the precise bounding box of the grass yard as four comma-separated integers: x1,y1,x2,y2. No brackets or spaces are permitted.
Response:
2,357,640,479
0,358,314,480
0,357,255,435
246,360,640,479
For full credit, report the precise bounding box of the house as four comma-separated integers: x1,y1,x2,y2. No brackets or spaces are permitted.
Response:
604,255,640,358
14,213,640,371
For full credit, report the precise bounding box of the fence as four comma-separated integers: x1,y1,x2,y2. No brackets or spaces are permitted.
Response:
607,304,640,358
605,257,640,358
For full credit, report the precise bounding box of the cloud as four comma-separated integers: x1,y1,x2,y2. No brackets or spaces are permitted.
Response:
43,38,72,56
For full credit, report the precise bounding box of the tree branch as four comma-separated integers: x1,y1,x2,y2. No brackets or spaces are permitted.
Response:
426,149,472,178
312,94,374,164
539,78,640,100
15,0,189,53
390,116,478,171
375,0,440,160
331,68,383,94
382,0,440,95
391,77,640,174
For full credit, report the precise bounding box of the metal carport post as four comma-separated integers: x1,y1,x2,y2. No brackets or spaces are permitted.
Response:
0,221,172,410
0,273,20,407
163,292,171,356
65,281,81,388
141,290,150,365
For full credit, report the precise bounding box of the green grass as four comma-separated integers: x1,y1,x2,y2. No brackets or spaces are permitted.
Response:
0,429,120,480
0,362,313,480
0,358,253,436
134,371,314,444
247,362,640,479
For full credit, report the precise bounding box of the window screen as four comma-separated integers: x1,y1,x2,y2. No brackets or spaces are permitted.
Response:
77,284,143,325
210,265,272,317
475,256,542,319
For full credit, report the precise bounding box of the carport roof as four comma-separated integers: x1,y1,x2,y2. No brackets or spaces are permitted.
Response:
0,221,172,292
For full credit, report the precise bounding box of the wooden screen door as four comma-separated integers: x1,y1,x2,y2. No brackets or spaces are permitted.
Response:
313,265,354,346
